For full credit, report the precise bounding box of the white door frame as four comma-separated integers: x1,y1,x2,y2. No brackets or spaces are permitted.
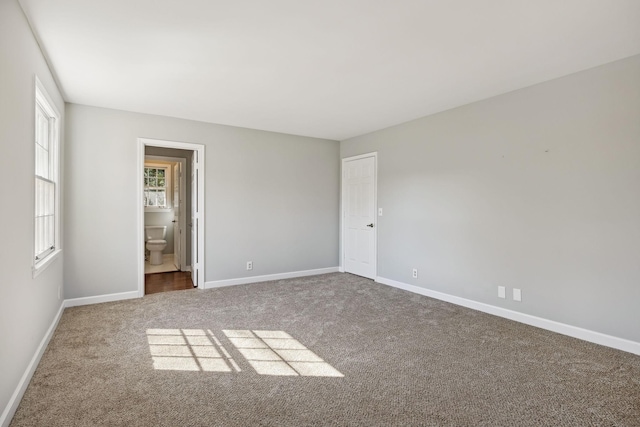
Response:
137,138,206,296
340,152,378,278
145,155,187,270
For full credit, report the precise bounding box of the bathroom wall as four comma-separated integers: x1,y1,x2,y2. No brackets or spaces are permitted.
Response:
64,104,340,299
0,0,65,423
145,147,193,264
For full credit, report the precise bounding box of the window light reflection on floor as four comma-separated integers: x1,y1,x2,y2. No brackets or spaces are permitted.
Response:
222,330,344,377
146,329,240,372
146,329,343,377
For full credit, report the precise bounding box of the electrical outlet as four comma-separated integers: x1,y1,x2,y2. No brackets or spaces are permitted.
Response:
246,261,253,271
378,208,383,216
513,288,522,302
412,268,418,279
498,286,505,299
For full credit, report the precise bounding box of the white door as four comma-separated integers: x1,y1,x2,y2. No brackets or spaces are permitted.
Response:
343,155,377,279
172,162,181,270
191,151,199,287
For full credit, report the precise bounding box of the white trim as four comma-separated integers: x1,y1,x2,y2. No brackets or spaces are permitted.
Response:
376,276,640,356
0,302,64,427
34,76,61,128
31,249,61,279
190,149,204,288
145,155,187,163
340,152,378,279
204,267,339,289
64,291,140,308
137,140,146,296
176,160,187,271
137,138,206,295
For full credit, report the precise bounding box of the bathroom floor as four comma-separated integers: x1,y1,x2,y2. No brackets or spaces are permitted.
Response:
145,271,194,295
144,254,179,274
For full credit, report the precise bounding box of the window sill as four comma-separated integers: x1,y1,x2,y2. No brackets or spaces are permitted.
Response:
145,207,174,213
33,249,62,279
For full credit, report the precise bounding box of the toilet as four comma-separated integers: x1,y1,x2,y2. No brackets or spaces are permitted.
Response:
145,226,167,265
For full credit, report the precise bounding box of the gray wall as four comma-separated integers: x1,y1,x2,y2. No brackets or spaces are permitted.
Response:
341,55,640,343
65,105,340,298
145,146,193,263
0,0,65,421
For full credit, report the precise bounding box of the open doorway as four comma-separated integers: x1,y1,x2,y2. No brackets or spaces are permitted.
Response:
137,138,205,296
143,153,188,275
143,152,189,294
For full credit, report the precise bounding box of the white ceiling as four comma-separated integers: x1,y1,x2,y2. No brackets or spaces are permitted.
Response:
18,0,640,141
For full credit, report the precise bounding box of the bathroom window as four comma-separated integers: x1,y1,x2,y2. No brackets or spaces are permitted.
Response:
144,165,171,209
33,77,61,276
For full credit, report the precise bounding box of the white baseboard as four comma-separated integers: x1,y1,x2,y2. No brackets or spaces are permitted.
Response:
204,267,339,289
64,291,140,308
0,302,65,427
376,276,640,356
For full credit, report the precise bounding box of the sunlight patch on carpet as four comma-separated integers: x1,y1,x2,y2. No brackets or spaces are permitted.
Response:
146,329,343,377
146,329,238,372
223,329,344,377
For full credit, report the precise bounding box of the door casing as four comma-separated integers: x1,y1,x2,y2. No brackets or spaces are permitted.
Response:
173,162,182,270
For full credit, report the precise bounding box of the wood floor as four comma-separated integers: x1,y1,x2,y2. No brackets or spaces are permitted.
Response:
145,271,194,295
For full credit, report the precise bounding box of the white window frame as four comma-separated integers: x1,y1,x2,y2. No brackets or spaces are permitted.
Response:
144,160,173,212
33,77,61,277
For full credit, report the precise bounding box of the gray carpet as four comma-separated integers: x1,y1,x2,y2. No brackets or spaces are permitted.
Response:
10,273,640,426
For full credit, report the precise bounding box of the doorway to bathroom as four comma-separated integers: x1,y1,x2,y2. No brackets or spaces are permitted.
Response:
137,138,206,296
143,154,187,275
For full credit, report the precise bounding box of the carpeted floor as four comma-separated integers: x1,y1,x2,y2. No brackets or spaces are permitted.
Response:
10,273,640,426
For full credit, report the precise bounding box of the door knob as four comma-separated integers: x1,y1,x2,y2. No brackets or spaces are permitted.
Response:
367,223,374,228
171,220,177,223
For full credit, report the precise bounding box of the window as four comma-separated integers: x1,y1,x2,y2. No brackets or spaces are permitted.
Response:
34,77,60,274
144,164,171,209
